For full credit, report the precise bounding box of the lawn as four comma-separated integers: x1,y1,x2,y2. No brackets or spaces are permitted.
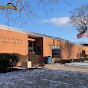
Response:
0,69,88,88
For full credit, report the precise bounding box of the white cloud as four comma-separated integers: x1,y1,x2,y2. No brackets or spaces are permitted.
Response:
42,17,70,26
42,20,48,23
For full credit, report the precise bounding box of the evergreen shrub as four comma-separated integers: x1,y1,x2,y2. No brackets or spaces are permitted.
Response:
0,53,20,73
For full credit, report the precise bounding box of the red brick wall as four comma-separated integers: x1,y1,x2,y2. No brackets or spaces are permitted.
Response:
42,37,88,63
43,37,52,57
0,29,28,55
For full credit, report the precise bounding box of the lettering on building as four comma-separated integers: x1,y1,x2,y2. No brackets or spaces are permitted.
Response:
0,36,23,45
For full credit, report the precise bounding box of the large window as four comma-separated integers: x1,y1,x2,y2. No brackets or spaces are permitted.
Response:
52,45,60,58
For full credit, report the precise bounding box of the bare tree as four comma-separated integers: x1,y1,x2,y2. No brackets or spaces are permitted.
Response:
70,4,88,32
0,0,58,24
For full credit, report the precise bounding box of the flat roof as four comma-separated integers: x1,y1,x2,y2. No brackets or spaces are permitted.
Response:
0,24,82,46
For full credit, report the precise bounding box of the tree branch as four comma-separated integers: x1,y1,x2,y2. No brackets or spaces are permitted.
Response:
16,0,20,8
0,2,22,11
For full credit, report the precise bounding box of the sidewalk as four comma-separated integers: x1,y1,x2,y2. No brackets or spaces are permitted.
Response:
44,64,88,73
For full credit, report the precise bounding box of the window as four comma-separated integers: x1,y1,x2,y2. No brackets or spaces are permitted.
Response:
37,46,41,55
82,50,85,54
52,45,60,58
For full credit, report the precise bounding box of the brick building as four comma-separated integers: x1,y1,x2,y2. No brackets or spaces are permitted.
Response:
0,25,88,66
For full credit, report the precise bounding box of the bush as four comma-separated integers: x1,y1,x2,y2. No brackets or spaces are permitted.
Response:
0,58,10,72
9,53,20,68
59,60,71,64
39,56,45,67
28,54,45,67
28,53,40,67
0,53,20,73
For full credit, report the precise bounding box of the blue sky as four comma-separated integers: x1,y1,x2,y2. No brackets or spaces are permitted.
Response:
0,0,88,43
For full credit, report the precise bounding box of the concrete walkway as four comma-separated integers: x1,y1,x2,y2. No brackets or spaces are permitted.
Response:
44,64,88,73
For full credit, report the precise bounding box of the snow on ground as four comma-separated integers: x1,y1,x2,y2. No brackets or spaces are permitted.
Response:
65,62,88,67
0,69,88,88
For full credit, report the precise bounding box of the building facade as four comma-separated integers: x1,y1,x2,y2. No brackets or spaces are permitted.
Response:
0,25,88,66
